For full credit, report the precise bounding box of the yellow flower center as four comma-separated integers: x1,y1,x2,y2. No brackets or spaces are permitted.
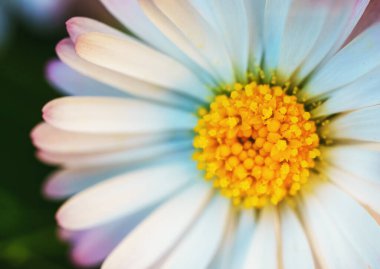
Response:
193,82,320,208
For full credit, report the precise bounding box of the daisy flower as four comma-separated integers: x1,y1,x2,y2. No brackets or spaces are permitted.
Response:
32,0,380,268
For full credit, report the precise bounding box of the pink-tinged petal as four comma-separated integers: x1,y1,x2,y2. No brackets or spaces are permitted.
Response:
56,160,197,230
75,32,209,102
347,0,380,43
31,122,187,154
296,0,369,83
57,228,83,243
70,208,152,267
102,182,212,269
327,0,369,52
42,97,197,134
367,207,380,225
55,38,196,110
46,59,126,97
66,16,126,43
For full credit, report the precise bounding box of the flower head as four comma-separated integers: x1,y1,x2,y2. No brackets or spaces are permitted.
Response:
33,0,380,268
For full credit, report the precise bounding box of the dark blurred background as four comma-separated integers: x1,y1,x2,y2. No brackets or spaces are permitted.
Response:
0,1,114,268
0,19,74,269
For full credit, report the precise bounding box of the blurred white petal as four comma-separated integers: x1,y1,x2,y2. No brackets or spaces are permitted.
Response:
43,97,197,133
102,183,212,269
57,160,197,230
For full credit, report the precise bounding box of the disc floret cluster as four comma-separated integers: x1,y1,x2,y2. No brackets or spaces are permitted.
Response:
193,82,320,208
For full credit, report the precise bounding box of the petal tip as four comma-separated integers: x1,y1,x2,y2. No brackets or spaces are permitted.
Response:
56,38,73,57
42,102,53,122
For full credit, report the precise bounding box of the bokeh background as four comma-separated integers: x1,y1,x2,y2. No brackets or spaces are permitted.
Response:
1,0,380,268
0,1,115,268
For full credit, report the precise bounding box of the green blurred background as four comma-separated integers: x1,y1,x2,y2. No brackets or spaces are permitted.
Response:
0,2,113,268
0,21,74,269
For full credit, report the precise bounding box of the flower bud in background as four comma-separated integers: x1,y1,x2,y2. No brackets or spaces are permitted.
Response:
10,0,72,29
0,0,113,50
0,1,10,48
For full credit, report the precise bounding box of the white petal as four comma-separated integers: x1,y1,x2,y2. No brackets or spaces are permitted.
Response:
327,0,370,54
44,166,131,200
188,0,218,29
102,182,212,269
229,210,256,269
243,0,265,68
66,16,127,43
304,22,380,98
56,38,196,109
299,185,367,269
323,145,380,184
368,207,380,225
43,154,188,200
75,32,209,102
57,160,197,230
280,203,315,269
46,59,126,97
322,105,380,142
139,0,234,83
31,122,187,154
243,206,278,269
263,0,292,73
99,0,196,69
277,0,329,81
208,210,238,269
314,183,380,268
37,140,192,168
161,195,230,269
324,164,380,214
138,0,210,78
296,0,369,82
71,209,150,267
312,66,380,117
43,97,197,134
207,0,249,80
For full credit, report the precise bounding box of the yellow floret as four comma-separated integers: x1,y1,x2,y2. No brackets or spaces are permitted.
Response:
193,82,320,208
